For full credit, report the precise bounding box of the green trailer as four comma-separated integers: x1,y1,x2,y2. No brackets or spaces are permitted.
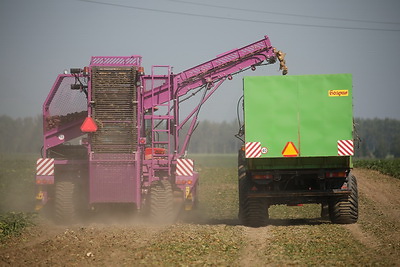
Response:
238,74,358,227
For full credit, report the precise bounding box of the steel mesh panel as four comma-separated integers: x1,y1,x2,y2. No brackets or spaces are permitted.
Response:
92,153,135,161
46,76,88,130
48,76,88,116
91,67,138,153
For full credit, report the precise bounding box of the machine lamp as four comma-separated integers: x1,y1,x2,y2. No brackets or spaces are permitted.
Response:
252,174,274,180
325,172,347,178
81,117,97,132
176,179,193,185
138,66,145,75
83,66,90,75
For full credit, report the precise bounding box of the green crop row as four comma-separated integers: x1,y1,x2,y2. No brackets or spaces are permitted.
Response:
0,154,38,242
0,212,35,241
353,158,400,179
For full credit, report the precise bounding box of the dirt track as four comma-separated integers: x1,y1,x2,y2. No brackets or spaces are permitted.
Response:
1,168,399,266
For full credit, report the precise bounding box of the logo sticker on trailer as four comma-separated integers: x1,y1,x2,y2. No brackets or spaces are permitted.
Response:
176,159,194,177
245,142,262,158
328,90,349,97
338,140,354,156
36,158,55,176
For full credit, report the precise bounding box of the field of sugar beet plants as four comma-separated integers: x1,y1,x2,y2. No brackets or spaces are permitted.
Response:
0,154,399,266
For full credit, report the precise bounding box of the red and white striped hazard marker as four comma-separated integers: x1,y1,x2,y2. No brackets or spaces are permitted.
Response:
245,142,262,158
176,159,194,177
36,158,55,176
337,140,354,156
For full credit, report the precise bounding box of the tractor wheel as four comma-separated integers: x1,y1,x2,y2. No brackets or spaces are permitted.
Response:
239,175,268,227
150,180,175,224
55,180,77,224
329,173,358,224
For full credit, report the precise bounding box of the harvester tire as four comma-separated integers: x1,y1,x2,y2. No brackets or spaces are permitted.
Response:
239,176,268,227
329,173,358,224
55,180,77,224
150,180,174,224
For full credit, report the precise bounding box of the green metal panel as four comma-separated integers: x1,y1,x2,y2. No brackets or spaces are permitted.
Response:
244,76,298,158
243,74,353,159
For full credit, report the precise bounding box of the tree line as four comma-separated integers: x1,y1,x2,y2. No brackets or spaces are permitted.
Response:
0,115,399,158
354,118,400,158
0,115,42,154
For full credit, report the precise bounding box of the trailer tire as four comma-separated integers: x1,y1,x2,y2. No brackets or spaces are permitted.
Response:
329,173,358,224
239,176,268,227
55,180,77,224
150,180,175,224
238,150,246,221
238,165,245,221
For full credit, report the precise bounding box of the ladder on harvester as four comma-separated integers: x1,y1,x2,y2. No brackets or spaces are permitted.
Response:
146,66,173,179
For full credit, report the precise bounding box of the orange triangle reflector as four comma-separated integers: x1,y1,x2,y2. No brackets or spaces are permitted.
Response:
81,117,97,132
282,142,299,157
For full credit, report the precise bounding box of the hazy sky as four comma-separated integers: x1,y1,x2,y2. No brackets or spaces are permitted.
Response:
1,0,399,122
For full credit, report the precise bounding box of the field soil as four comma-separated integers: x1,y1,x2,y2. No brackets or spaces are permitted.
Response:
1,166,399,266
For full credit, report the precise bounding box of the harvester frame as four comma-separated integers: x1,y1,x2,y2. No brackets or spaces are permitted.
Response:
35,36,286,223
